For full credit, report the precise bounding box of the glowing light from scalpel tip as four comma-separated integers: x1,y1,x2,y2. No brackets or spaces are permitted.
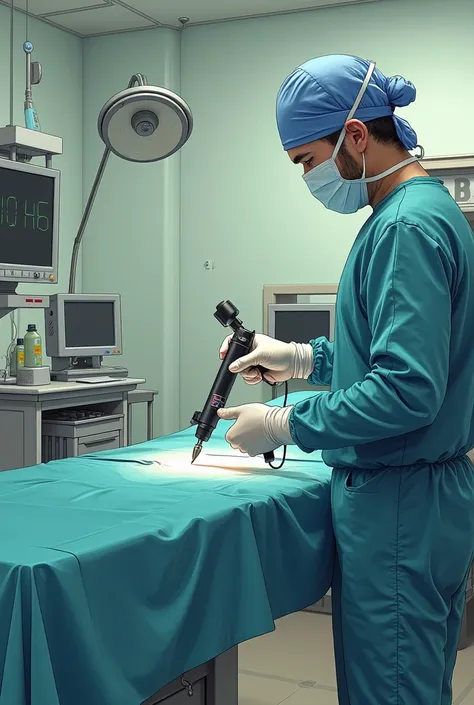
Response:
122,450,269,479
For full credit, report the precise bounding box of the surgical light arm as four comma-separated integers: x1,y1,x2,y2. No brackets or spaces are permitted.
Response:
68,73,193,293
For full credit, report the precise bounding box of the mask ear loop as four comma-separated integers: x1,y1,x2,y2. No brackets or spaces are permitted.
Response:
412,144,425,160
332,61,377,159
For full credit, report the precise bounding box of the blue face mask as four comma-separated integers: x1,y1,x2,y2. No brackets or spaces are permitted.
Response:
302,62,418,214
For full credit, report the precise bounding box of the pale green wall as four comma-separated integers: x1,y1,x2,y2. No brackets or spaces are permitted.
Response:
82,29,182,438
179,0,474,427
12,0,469,436
0,4,83,370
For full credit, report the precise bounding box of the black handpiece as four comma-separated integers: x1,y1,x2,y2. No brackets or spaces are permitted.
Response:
191,301,275,465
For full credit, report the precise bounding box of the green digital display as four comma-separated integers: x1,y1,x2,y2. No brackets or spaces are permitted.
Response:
0,196,50,232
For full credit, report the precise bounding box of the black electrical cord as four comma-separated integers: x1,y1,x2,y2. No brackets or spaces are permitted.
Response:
263,377,289,470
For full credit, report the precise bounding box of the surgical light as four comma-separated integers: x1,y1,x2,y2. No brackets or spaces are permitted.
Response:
68,73,193,293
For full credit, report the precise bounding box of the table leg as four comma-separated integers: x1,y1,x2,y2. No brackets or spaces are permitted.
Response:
127,405,133,446
207,647,238,705
147,400,154,441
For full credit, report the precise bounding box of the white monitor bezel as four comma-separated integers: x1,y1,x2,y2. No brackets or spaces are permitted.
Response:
51,293,122,358
0,158,60,283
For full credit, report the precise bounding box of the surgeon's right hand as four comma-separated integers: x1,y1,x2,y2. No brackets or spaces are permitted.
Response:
219,333,314,385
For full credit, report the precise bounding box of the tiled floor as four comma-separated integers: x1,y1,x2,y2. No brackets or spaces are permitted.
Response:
238,611,474,705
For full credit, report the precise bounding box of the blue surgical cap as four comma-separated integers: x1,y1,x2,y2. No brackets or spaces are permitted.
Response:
276,54,417,151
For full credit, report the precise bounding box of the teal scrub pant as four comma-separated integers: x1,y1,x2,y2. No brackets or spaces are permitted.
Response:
331,456,474,705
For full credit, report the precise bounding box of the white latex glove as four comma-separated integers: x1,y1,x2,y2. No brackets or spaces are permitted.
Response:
219,334,313,385
217,403,294,457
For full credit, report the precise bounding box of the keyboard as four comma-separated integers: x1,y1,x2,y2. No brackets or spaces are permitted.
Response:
75,376,119,384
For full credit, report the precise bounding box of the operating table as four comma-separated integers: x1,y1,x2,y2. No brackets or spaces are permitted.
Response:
0,391,334,705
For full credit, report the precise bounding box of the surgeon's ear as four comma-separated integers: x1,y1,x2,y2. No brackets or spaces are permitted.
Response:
344,119,368,154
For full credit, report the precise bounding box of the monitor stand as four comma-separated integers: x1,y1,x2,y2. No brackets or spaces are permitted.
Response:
50,356,128,382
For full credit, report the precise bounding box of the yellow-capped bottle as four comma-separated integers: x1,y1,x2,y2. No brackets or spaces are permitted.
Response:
24,325,42,367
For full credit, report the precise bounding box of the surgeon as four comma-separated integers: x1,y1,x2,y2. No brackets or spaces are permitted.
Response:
217,55,474,704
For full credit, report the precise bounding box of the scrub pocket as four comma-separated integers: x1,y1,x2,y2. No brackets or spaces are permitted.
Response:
343,467,391,492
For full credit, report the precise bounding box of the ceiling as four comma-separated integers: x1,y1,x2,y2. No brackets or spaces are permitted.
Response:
0,0,380,37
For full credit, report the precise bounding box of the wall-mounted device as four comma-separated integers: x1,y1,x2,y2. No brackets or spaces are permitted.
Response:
0,158,59,284
68,73,193,293
0,142,61,319
23,41,42,132
45,293,126,381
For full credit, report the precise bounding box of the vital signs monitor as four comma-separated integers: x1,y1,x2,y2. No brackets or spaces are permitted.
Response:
0,158,60,284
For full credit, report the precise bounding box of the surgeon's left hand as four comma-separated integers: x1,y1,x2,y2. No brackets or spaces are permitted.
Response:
217,403,294,457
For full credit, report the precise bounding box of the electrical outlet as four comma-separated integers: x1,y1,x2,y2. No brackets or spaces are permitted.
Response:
204,260,216,270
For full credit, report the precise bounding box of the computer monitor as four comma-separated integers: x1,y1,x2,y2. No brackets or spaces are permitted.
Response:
267,303,335,344
46,294,122,359
0,158,60,284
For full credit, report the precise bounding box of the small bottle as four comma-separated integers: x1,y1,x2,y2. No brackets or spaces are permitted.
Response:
24,324,42,367
9,347,16,377
16,338,25,370
10,338,24,376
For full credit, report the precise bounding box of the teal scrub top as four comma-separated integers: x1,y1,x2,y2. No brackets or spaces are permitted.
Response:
289,177,474,469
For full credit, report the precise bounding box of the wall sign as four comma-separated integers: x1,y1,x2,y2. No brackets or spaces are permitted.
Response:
437,172,474,206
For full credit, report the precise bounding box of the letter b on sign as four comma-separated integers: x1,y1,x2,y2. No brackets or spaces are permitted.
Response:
454,178,471,203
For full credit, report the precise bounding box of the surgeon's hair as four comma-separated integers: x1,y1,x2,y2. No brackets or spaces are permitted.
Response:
324,117,405,150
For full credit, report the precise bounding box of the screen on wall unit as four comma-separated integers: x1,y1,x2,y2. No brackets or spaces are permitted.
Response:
275,310,331,343
64,301,116,348
0,165,55,267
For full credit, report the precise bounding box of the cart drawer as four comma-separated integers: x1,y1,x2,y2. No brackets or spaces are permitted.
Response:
78,430,121,456
42,414,123,439
42,414,123,461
